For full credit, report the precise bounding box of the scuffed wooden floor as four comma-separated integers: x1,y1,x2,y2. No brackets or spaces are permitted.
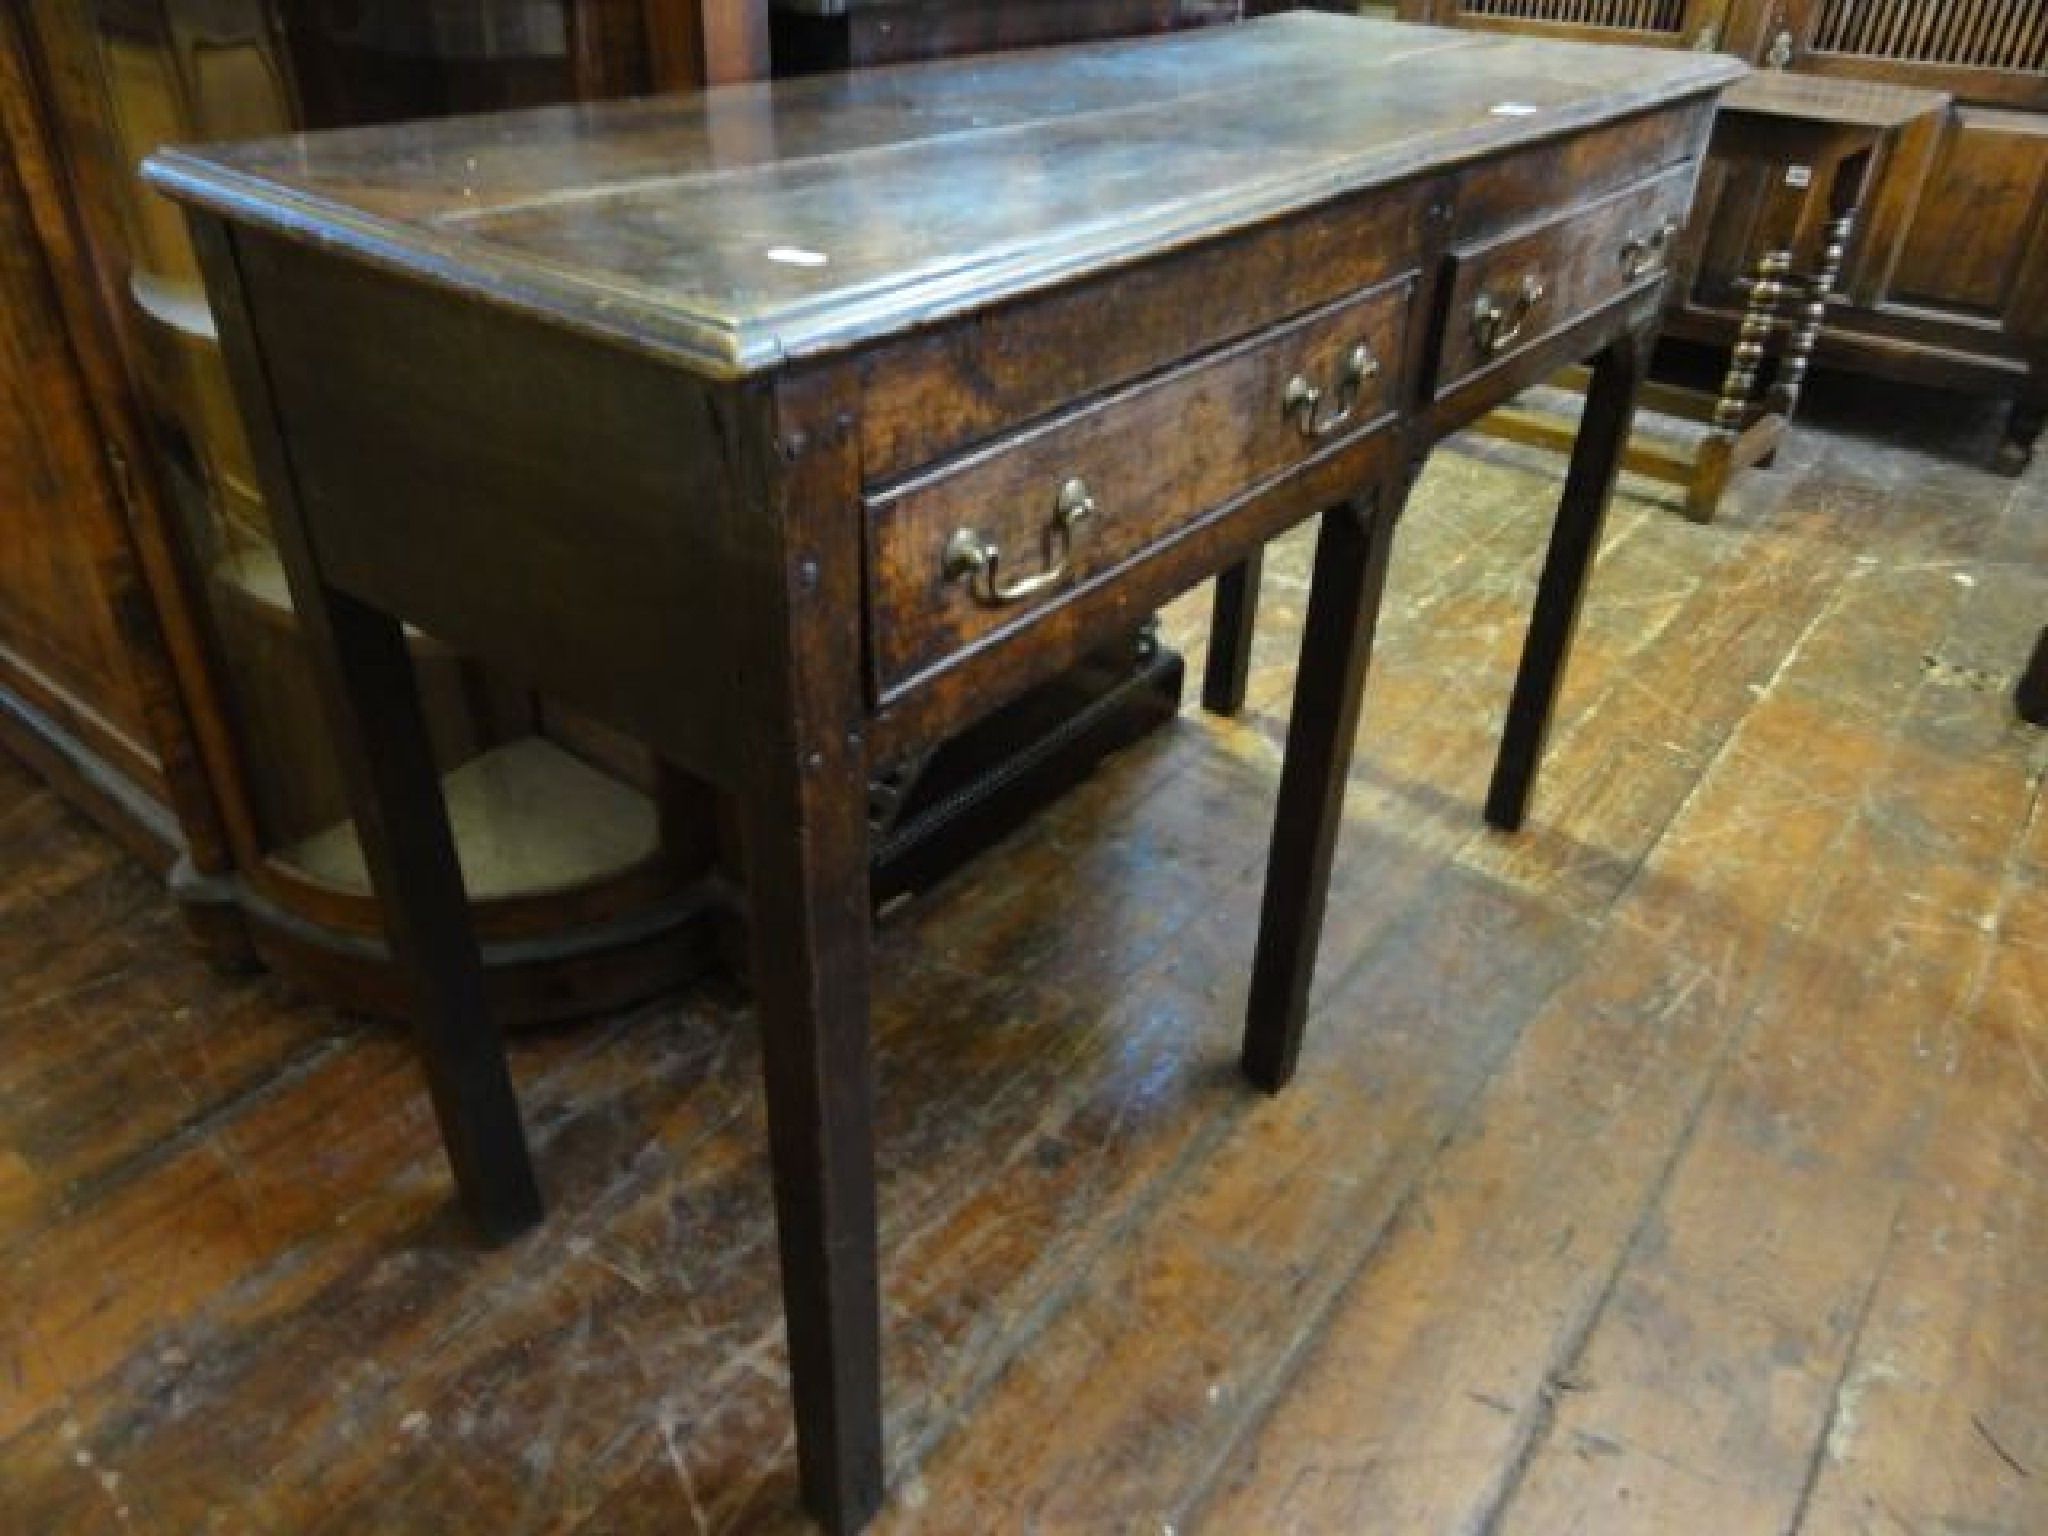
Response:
3,378,2044,1534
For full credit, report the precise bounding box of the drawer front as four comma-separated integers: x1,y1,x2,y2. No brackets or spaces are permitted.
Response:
1449,103,1713,246
859,180,1430,481
869,274,1414,695
1434,163,1698,400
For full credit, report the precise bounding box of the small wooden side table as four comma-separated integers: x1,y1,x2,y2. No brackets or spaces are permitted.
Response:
1476,72,1949,527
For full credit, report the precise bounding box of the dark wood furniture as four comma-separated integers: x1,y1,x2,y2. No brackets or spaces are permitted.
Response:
1400,0,2048,476
145,16,1739,1530
1483,71,1949,522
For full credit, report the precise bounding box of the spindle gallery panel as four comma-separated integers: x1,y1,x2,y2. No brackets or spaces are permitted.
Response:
1808,0,2048,75
1456,0,1686,34
1399,0,1730,49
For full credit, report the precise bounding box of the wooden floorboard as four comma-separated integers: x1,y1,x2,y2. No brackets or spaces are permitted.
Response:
1,378,2043,1533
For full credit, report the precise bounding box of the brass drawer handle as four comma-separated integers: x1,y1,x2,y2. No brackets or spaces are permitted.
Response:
1283,342,1381,440
1472,273,1547,358
943,476,1096,607
1620,219,1681,281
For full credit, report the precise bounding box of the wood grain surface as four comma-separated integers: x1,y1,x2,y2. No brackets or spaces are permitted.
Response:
141,14,1739,375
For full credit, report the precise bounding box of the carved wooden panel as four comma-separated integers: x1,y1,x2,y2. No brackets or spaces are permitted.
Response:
1809,0,2048,73
1457,0,1686,34
1891,106,2048,314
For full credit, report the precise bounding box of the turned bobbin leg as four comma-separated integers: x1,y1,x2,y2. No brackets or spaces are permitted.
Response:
1687,248,1793,523
1768,211,1853,428
1716,248,1793,435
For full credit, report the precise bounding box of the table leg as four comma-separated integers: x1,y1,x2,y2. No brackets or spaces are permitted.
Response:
1997,392,2048,478
309,586,543,1242
2000,236,2048,476
187,212,542,1243
1688,248,1792,523
1241,476,1404,1092
741,749,884,1534
1486,329,1653,834
1202,552,1263,717
2017,625,2048,727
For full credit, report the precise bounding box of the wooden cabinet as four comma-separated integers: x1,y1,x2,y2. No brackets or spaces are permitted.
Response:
1766,0,2048,470
1399,0,2048,472
0,101,156,827
0,7,225,882
2,1,747,1022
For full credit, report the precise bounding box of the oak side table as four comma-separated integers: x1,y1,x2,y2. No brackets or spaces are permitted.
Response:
146,17,1739,1530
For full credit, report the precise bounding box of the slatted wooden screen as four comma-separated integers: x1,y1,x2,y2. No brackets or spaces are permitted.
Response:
1455,0,1687,33
1810,0,2048,72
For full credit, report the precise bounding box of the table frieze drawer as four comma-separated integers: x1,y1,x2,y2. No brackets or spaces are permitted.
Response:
1434,162,1699,400
858,181,1431,482
867,274,1413,695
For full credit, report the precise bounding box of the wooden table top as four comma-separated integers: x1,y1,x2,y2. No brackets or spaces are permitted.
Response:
1721,70,1949,132
143,13,1740,378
